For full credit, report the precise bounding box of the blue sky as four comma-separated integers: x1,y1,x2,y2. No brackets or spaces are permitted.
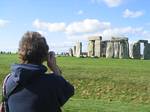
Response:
0,0,150,53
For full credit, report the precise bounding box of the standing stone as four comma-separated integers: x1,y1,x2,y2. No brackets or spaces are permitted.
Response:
101,41,107,57
132,42,140,59
95,36,102,57
69,48,73,57
106,41,114,58
119,40,129,59
73,46,76,56
114,42,120,58
125,40,129,58
95,39,101,57
88,40,95,57
144,43,150,60
76,42,82,57
129,43,134,58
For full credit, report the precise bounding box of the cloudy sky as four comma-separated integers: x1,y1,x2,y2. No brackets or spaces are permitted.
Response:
0,0,150,52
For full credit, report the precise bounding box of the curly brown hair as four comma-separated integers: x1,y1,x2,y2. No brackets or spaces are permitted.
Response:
18,31,49,64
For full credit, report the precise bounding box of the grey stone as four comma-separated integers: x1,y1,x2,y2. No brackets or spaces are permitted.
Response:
112,37,128,41
119,40,129,59
138,40,148,44
86,36,130,59
76,42,82,57
129,44,134,58
95,39,101,57
113,42,120,58
106,41,114,58
130,40,149,59
88,36,102,57
144,43,150,60
88,40,95,57
132,42,141,59
88,36,102,41
69,48,73,57
111,37,129,59
101,41,107,57
73,46,76,56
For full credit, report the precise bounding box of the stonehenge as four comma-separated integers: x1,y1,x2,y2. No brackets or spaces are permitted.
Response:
88,36,129,59
68,36,150,60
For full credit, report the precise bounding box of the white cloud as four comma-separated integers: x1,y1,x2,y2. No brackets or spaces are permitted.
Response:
67,33,94,41
141,30,150,41
101,27,144,39
32,19,150,41
33,19,66,32
48,41,76,50
33,18,111,35
103,0,122,7
0,19,9,28
33,19,47,30
91,0,123,7
77,10,84,15
66,19,111,35
37,30,48,37
123,9,144,18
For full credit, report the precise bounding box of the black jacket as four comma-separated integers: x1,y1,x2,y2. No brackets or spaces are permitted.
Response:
5,64,74,112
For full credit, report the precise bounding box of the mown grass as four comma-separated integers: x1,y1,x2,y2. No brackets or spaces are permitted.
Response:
0,54,18,84
57,57,150,103
63,99,150,112
1,54,150,112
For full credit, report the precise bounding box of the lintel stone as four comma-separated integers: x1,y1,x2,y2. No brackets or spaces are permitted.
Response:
88,36,102,41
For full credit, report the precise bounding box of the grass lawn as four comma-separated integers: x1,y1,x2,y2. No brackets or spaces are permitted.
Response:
1,54,150,112
63,99,150,112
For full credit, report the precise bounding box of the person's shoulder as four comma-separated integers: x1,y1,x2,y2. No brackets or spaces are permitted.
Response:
40,73,64,82
40,73,71,90
42,73,60,78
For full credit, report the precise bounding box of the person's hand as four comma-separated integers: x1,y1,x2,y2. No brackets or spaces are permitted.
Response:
47,51,56,68
47,51,61,75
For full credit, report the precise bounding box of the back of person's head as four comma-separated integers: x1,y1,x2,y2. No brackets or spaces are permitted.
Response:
18,31,49,64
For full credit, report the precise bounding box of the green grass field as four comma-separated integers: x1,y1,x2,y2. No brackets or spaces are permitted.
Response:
1,54,150,112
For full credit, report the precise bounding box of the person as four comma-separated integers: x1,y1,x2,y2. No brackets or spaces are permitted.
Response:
3,31,74,112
